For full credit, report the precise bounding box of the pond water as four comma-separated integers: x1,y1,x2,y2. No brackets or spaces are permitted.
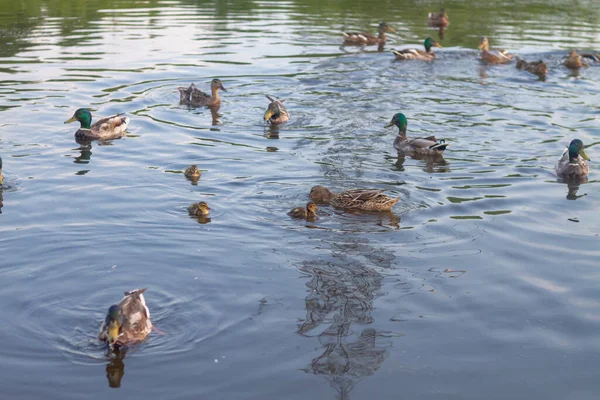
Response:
1,0,600,398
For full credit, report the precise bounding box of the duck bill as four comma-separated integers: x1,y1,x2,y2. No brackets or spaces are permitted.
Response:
387,27,396,33
384,120,394,128
107,320,120,344
64,116,77,124
579,149,590,161
219,83,227,92
264,110,274,121
434,42,442,48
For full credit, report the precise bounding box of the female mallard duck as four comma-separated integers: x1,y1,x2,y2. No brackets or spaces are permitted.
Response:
385,113,449,155
555,139,590,178
391,38,441,61
427,8,449,27
310,186,399,212
99,288,152,347
288,201,318,219
64,108,129,140
342,22,395,46
563,50,586,69
264,95,289,125
516,59,548,76
188,201,211,216
184,165,201,180
478,37,513,64
178,79,227,107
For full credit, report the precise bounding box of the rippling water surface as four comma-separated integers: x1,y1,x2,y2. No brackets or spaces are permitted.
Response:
2,0,600,398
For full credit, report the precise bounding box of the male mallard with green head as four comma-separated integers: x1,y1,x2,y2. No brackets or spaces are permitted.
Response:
288,201,318,219
188,201,211,217
478,37,513,64
309,186,399,212
342,22,396,46
99,288,152,348
555,139,590,178
385,113,449,155
391,38,442,61
65,108,129,140
264,95,289,125
178,79,227,107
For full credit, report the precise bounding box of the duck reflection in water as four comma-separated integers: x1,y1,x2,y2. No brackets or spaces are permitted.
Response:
395,152,450,173
73,138,93,165
265,123,280,139
105,346,126,388
561,176,588,200
298,256,390,399
210,105,222,126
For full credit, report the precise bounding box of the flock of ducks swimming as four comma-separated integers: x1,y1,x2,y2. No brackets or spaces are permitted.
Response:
1,8,591,349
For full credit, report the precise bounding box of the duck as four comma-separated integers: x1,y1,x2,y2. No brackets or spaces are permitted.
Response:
555,139,590,178
64,108,129,140
188,201,211,217
264,95,289,125
184,165,201,180
0,156,3,186
391,37,442,61
309,186,399,212
563,50,586,69
178,79,227,107
288,201,318,219
478,37,513,64
427,8,449,27
98,288,152,347
385,113,449,155
342,22,395,46
516,59,548,76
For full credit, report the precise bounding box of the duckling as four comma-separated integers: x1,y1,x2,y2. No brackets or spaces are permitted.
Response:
563,50,586,69
391,37,442,61
309,186,399,212
98,288,152,347
184,165,201,180
385,113,449,155
516,59,548,76
427,8,449,27
64,108,129,140
264,95,289,125
288,201,318,219
188,201,211,217
178,79,227,107
555,139,590,178
342,22,395,46
0,156,3,186
478,37,513,64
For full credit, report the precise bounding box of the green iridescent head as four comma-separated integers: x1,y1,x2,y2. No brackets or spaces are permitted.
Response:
424,37,442,52
384,113,408,135
64,108,92,129
105,304,123,344
568,139,590,163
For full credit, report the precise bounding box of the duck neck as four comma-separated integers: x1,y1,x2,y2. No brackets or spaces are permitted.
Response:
211,86,220,102
378,30,386,41
569,150,580,163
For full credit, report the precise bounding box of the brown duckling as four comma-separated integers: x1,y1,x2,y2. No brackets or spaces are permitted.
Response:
427,8,449,28
184,165,201,180
178,79,227,107
264,95,289,125
478,37,513,64
516,59,548,76
288,201,318,219
188,201,211,216
309,186,400,212
342,22,395,46
563,50,586,69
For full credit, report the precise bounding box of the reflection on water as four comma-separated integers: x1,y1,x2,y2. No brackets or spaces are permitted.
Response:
561,176,588,200
394,153,450,174
105,347,126,389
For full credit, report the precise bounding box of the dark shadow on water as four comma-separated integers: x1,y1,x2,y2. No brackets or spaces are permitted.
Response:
105,346,127,388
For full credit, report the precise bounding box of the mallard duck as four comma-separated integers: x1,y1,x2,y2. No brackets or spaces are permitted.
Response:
184,165,201,180
478,37,513,64
309,186,399,212
178,79,227,107
288,201,318,219
64,109,129,140
427,8,449,27
391,37,442,61
342,22,395,46
0,156,3,186
385,113,449,155
516,59,548,76
555,139,590,178
264,95,289,125
563,50,586,69
98,288,152,347
188,201,210,216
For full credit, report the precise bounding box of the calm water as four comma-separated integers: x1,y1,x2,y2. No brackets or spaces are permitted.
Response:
1,0,600,398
